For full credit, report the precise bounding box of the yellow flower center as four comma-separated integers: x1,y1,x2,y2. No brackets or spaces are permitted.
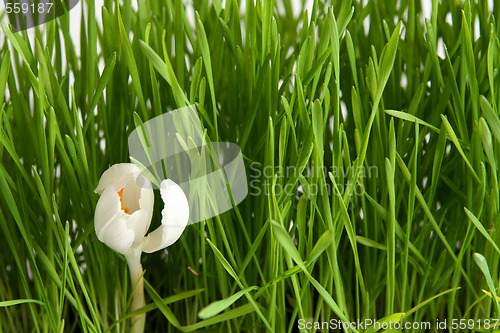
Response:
118,188,131,215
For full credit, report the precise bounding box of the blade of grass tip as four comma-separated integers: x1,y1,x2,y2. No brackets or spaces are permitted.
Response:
482,290,500,302
218,17,236,56
479,116,498,172
320,63,332,106
261,0,272,62
198,286,258,319
195,11,218,139
384,110,440,133
197,79,207,108
173,0,186,89
365,313,405,333
70,87,91,187
139,40,189,108
336,0,354,34
294,74,311,129
473,253,500,315
302,47,331,87
239,63,270,150
190,58,203,104
212,0,222,16
478,117,499,207
0,299,44,307
0,49,10,106
101,6,116,53
31,166,56,240
464,208,500,255
0,130,37,195
442,44,468,141
280,96,298,154
440,114,480,182
0,167,35,261
307,229,335,265
160,31,190,109
424,18,444,87
428,122,448,204
345,32,359,91
461,10,480,121
89,52,117,112
87,0,97,99
402,287,461,318
1,24,36,70
480,95,500,145
376,22,401,106
296,37,311,80
355,236,387,251
183,304,255,331
327,7,339,87
117,6,147,118
326,8,341,138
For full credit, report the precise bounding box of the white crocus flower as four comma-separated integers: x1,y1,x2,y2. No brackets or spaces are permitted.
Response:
94,163,189,333
94,163,189,254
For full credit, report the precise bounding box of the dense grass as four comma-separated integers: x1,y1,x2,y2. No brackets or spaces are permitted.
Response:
1,0,500,331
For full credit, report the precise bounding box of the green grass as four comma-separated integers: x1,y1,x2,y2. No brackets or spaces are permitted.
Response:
1,0,500,332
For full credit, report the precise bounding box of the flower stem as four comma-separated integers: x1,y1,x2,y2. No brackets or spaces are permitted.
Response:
125,249,145,333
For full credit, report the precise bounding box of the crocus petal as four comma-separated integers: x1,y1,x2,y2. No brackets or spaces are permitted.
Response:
123,177,155,242
142,179,189,253
95,163,151,195
95,187,136,254
94,163,155,253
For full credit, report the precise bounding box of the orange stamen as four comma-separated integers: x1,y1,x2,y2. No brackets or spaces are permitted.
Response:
118,188,131,215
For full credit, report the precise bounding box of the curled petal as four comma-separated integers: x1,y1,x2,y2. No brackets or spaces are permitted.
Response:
94,163,155,253
142,179,189,253
95,187,135,254
125,209,154,245
129,184,155,242
95,163,151,195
